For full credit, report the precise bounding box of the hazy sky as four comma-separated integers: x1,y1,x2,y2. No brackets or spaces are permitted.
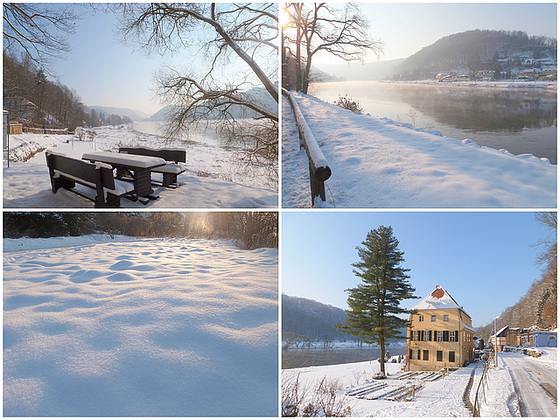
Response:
282,212,551,327
313,2,557,63
43,3,557,114
50,7,164,115
49,4,270,115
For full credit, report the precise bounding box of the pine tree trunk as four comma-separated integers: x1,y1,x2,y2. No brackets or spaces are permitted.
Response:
379,336,386,377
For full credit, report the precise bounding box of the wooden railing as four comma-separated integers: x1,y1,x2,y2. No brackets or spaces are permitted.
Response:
283,89,332,205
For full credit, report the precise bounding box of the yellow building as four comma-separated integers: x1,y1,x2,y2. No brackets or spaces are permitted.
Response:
406,285,475,371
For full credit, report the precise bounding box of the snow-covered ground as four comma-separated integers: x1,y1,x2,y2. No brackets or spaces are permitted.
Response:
3,125,277,208
282,92,556,208
283,347,557,417
3,235,278,416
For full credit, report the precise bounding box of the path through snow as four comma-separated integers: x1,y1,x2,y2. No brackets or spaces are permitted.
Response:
282,93,556,208
499,351,557,416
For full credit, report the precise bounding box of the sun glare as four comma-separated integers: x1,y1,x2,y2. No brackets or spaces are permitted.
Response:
280,4,291,28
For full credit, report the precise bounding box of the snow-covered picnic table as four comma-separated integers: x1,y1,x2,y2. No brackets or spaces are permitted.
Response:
82,151,166,198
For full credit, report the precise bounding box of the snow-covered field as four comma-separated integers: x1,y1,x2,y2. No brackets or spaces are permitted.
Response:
3,235,278,416
3,125,277,208
283,348,557,417
282,92,556,208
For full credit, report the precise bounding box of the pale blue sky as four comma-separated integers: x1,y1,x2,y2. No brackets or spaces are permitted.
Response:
314,2,557,63
50,6,166,115
49,3,272,115
282,212,552,327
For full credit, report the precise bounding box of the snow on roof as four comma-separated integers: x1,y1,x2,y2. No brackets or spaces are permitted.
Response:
412,285,463,311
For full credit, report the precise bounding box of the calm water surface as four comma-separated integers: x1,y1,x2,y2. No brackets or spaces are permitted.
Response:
132,121,226,147
283,343,407,369
309,81,557,164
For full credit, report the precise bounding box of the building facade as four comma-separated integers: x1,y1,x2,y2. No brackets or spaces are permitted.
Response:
519,331,557,347
406,285,475,371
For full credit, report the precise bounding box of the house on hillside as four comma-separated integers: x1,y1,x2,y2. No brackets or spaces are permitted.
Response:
519,330,557,347
490,326,522,351
406,285,475,371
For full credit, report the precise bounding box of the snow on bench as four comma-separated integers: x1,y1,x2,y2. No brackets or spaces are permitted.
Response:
119,147,186,188
45,150,134,207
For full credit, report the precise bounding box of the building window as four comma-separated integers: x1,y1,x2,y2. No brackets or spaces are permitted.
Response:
437,331,443,341
416,349,421,360
412,330,420,341
443,315,449,322
450,331,456,342
431,315,436,322
437,351,443,361
423,350,429,360
419,315,424,322
423,331,431,341
449,351,455,363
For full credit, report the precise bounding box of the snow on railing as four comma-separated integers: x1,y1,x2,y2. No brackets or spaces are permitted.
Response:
283,88,332,205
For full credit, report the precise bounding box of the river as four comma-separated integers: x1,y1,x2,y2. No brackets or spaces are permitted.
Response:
308,81,557,164
132,121,227,147
283,343,407,369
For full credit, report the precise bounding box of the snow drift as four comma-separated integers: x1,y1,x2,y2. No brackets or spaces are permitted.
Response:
3,236,278,416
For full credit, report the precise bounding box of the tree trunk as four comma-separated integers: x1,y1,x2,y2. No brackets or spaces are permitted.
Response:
379,336,386,377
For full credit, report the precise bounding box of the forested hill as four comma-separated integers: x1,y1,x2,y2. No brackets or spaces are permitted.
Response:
282,295,353,342
3,53,87,131
3,53,136,131
394,29,557,80
476,213,557,341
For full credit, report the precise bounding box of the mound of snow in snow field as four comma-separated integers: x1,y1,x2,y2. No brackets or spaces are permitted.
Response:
282,93,556,208
3,125,278,208
3,237,278,416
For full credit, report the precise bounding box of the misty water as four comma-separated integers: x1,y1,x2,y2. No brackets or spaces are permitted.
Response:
283,343,407,369
132,121,227,147
309,81,557,164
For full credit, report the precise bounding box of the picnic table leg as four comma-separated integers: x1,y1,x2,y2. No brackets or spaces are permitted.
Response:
133,168,158,199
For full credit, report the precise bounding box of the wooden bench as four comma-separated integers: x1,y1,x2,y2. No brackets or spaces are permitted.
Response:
45,150,134,207
119,147,186,188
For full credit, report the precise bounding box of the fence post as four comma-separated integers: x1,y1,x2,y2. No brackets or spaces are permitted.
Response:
283,89,332,205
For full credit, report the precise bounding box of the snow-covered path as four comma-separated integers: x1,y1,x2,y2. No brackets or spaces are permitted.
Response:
282,92,556,208
3,236,278,416
499,352,557,417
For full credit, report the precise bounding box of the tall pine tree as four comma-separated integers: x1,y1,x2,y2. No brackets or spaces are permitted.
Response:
336,225,417,378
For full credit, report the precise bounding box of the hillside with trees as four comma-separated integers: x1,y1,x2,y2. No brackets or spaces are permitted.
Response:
393,29,557,80
3,212,278,250
3,53,87,131
476,213,557,341
282,295,353,343
3,53,134,131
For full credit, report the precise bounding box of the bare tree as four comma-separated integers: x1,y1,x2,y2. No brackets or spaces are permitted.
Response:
3,3,81,73
283,3,383,93
117,3,279,164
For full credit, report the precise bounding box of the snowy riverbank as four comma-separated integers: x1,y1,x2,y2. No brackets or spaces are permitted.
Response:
3,125,277,208
282,92,556,208
3,235,278,416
